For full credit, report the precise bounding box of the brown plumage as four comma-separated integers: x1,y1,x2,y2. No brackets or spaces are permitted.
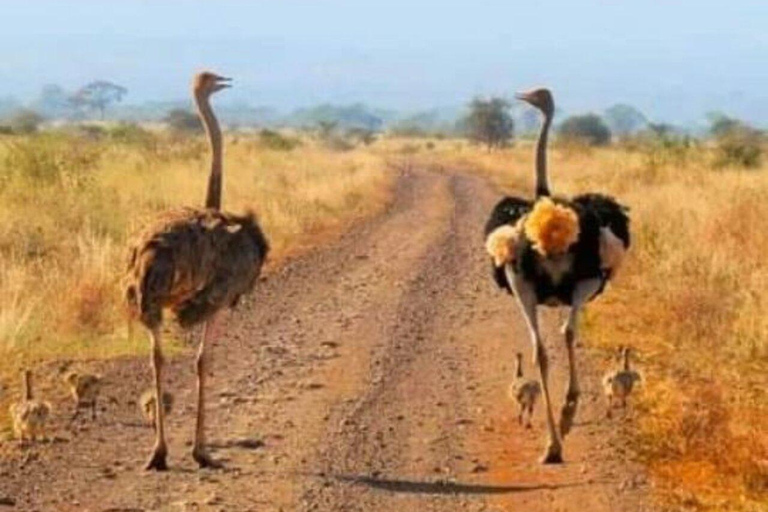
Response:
64,371,102,421
509,352,541,429
124,71,269,471
139,389,174,430
9,370,51,443
603,347,642,418
126,208,268,329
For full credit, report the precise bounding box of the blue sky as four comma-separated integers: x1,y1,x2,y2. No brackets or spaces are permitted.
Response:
2,1,767,124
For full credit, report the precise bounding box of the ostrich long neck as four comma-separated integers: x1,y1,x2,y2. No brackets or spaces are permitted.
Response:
534,111,552,197
195,91,223,210
623,351,630,371
515,357,523,378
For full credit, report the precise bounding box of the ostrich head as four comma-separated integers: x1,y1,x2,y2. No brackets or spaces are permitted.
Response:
516,88,554,116
192,71,232,97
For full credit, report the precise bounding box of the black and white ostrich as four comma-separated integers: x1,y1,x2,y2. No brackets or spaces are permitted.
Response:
484,88,630,463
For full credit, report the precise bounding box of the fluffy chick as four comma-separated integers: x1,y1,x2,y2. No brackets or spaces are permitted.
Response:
140,389,174,430
64,371,102,420
603,347,642,418
509,352,541,428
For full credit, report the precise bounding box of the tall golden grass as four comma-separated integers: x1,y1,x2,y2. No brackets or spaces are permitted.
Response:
409,137,768,510
0,129,392,387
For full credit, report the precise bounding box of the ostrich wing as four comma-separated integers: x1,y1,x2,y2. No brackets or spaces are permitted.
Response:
572,193,630,248
485,196,532,293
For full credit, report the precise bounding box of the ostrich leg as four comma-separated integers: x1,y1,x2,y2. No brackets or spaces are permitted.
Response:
192,314,222,468
508,269,563,463
559,278,602,438
146,327,168,470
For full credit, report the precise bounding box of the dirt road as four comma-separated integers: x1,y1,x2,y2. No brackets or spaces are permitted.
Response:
0,168,649,511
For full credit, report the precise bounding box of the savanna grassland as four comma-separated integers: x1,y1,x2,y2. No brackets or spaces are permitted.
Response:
0,126,392,413
406,136,768,511
1,124,766,510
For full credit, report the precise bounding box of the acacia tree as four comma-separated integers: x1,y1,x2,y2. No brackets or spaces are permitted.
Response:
71,80,128,119
464,97,514,151
604,104,647,136
558,114,612,146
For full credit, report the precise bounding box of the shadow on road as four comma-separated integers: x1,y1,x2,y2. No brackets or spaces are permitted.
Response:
332,474,589,496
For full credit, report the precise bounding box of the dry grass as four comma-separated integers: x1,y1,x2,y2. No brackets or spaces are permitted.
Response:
0,129,392,421
407,137,768,510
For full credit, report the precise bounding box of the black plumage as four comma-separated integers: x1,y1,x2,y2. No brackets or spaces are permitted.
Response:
485,193,630,304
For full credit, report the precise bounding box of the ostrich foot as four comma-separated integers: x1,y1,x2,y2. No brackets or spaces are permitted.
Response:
540,443,564,464
193,447,223,469
145,446,168,471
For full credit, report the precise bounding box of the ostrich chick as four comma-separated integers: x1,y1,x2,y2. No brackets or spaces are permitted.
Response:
140,389,174,431
603,347,641,418
64,371,102,421
509,352,541,428
9,370,51,442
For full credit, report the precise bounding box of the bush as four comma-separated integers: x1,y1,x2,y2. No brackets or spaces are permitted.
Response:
558,114,612,146
108,122,156,147
710,120,763,169
7,109,45,134
258,129,301,151
164,109,202,134
346,127,377,146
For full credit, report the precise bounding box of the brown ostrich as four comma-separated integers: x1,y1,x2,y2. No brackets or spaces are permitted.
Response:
125,71,269,470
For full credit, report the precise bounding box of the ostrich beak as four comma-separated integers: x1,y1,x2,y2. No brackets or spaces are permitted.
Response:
213,76,232,91
515,91,534,103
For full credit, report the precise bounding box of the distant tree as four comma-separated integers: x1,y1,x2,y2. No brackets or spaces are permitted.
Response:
71,80,128,119
35,84,72,118
558,114,612,146
604,104,647,136
464,97,514,151
316,120,338,140
706,112,763,168
164,109,202,134
8,109,45,134
346,127,377,146
648,123,675,139
706,112,743,137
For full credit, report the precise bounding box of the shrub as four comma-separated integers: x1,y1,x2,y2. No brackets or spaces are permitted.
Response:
108,122,156,147
7,109,45,134
258,129,301,151
713,125,763,169
558,114,612,146
164,109,202,134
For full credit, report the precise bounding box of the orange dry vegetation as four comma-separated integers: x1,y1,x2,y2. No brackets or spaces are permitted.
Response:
403,137,768,511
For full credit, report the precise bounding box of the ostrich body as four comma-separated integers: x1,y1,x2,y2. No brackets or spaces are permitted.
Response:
125,72,269,470
603,347,641,418
64,371,102,421
509,352,541,428
484,88,630,463
9,370,51,443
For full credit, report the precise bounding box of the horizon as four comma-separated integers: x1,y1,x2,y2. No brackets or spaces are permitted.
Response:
2,1,767,127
